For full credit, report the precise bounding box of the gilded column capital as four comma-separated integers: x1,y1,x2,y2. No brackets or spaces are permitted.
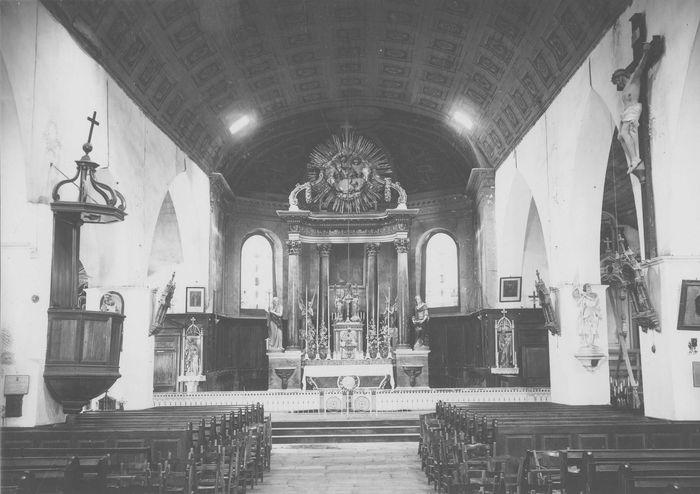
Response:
286,239,302,255
317,243,332,257
365,243,381,256
394,238,410,253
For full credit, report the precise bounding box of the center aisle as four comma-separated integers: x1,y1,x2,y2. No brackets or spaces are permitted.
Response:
258,442,432,493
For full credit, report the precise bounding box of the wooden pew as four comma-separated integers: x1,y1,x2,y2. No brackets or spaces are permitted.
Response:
559,449,700,493
619,464,700,494
1,455,108,494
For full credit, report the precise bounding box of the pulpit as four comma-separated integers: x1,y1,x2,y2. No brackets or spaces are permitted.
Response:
43,113,127,413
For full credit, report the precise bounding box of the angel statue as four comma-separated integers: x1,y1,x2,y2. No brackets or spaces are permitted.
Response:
266,297,284,352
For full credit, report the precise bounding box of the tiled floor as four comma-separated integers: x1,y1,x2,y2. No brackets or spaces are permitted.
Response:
258,442,433,493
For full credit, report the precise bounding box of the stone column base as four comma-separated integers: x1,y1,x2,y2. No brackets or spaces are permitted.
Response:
268,351,302,390
395,349,430,388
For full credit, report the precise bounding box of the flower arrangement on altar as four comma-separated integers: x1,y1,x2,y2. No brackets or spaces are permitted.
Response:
368,320,391,359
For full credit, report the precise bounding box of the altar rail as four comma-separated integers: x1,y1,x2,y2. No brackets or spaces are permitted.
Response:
153,387,551,412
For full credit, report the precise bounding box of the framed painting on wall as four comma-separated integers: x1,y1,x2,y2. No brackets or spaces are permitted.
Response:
186,287,206,313
499,277,522,303
678,280,700,330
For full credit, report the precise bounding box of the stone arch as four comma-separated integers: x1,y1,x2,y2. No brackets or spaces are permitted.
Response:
147,191,184,279
520,198,550,302
498,168,538,282
565,87,617,282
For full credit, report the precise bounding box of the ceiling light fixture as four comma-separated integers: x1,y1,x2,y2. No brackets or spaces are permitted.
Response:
451,110,474,130
229,115,253,135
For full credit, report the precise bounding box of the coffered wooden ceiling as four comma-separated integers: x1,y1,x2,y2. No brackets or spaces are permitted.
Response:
43,0,628,195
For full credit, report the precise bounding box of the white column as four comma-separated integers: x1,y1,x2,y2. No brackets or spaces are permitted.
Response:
549,283,610,405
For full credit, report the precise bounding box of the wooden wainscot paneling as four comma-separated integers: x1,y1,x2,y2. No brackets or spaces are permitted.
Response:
205,316,267,391
615,433,646,449
578,434,609,450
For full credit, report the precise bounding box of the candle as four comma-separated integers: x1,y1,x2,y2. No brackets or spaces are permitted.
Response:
366,284,369,359
305,285,308,360
316,286,320,360
327,283,331,359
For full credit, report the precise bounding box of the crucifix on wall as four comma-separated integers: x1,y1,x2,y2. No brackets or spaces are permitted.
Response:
610,13,663,259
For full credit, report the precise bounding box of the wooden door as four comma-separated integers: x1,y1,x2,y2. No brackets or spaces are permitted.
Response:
521,345,549,386
153,335,179,392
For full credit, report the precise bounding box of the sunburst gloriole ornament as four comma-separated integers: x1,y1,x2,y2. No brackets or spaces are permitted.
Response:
307,129,392,213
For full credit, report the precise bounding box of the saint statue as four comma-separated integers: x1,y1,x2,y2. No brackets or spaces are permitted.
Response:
411,295,430,350
497,331,514,368
184,338,200,376
266,296,284,352
572,284,602,347
334,289,344,321
611,43,651,174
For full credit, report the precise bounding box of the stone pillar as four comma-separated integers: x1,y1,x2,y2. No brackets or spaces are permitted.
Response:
394,238,410,349
286,240,302,350
549,283,610,405
466,169,497,308
366,243,380,325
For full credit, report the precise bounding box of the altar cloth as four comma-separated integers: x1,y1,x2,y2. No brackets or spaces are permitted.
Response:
302,363,395,390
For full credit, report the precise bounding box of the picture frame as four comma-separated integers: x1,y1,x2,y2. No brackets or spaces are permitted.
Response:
677,280,700,330
186,287,206,313
499,276,522,303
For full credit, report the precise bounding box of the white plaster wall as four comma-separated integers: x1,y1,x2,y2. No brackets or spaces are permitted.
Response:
494,0,700,415
1,2,211,422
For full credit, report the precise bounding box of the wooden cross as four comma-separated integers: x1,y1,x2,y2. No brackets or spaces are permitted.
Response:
86,111,100,144
528,290,538,309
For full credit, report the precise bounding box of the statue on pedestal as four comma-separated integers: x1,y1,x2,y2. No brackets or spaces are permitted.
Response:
572,284,602,348
411,295,430,350
266,297,284,352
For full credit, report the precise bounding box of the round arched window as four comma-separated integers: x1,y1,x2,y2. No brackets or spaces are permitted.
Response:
240,235,274,309
425,232,458,308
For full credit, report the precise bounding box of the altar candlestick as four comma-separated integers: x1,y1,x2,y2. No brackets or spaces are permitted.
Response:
327,284,331,359
315,286,320,359
365,286,369,359
305,285,308,360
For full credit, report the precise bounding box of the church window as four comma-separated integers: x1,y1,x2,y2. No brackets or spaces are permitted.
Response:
240,234,274,310
425,232,459,308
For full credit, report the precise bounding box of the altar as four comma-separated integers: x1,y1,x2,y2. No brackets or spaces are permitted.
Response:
302,359,395,390
266,130,429,390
